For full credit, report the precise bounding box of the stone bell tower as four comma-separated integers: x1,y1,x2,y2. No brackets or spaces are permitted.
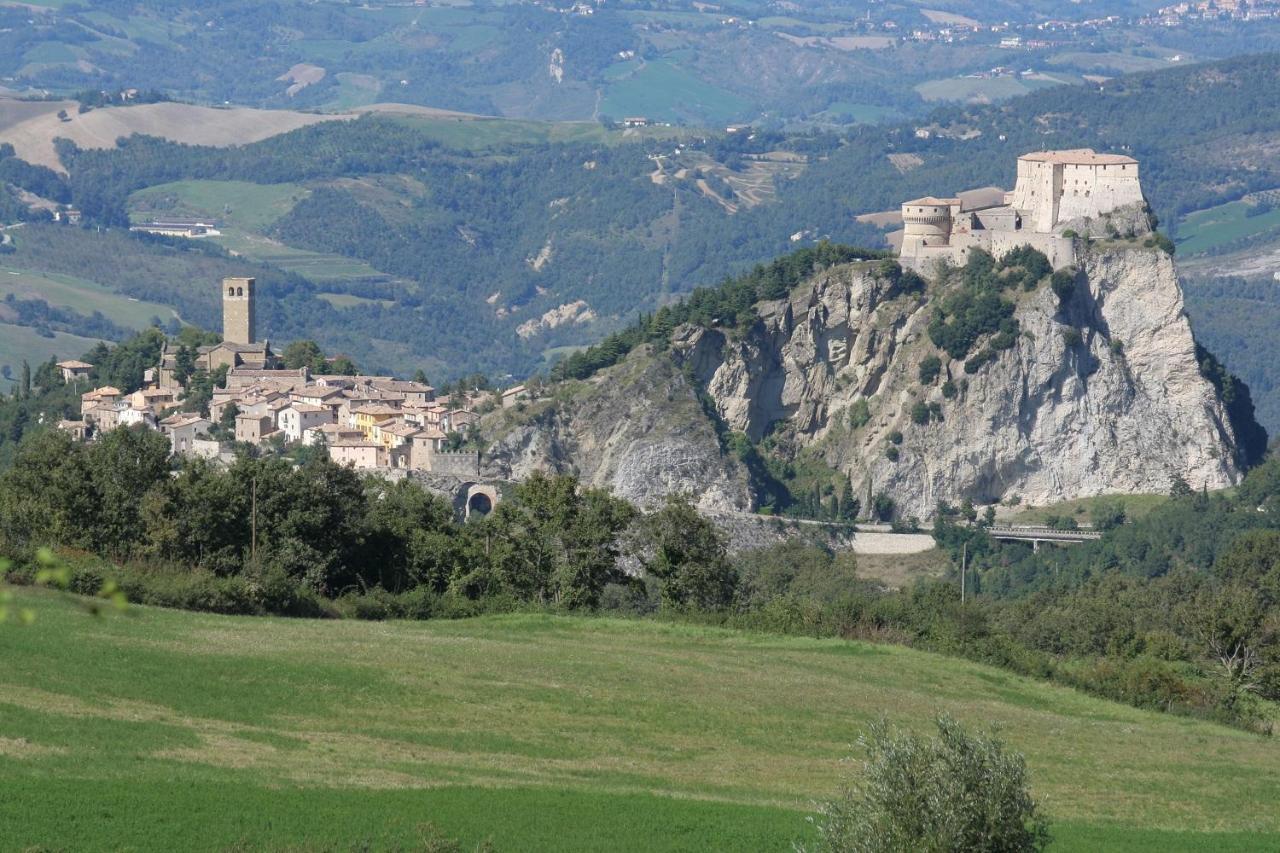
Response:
222,276,256,345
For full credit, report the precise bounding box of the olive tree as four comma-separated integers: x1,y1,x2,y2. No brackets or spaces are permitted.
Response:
808,716,1049,853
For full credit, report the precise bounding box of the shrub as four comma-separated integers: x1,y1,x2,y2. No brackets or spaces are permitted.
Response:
872,492,895,521
848,398,871,430
941,379,957,399
964,347,996,374
1090,500,1127,531
910,401,930,425
808,716,1050,853
1144,232,1176,255
1050,269,1075,305
884,446,899,462
1061,327,1082,348
917,355,942,385
887,430,903,445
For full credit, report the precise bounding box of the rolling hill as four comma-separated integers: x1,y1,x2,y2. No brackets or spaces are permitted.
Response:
2,587,1278,851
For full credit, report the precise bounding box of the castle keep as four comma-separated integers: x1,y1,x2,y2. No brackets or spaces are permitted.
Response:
898,149,1144,273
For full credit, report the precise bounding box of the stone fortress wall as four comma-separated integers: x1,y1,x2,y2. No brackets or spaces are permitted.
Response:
898,149,1143,274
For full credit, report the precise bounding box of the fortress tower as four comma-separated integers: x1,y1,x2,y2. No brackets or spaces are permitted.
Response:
896,149,1144,274
222,276,256,345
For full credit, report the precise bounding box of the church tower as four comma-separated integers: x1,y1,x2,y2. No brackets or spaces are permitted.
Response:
222,276,256,344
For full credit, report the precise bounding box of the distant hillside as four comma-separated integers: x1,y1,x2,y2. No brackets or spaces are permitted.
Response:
4,53,1280,412
0,98,354,172
5,0,1280,128
4,589,1279,851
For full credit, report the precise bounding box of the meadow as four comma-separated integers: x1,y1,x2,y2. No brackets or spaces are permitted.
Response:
2,588,1279,851
0,323,101,389
1175,198,1280,256
0,263,175,330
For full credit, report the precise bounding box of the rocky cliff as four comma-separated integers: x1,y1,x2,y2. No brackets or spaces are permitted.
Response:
485,238,1256,520
481,348,753,513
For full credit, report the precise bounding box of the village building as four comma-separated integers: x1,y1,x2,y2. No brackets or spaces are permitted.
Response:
897,149,1144,273
235,413,277,444
351,404,402,438
57,419,90,441
304,422,365,447
80,386,122,418
501,384,529,409
328,440,385,469
161,413,212,455
278,403,334,443
56,360,93,383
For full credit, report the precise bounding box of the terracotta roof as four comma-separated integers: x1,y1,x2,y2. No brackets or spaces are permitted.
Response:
1019,148,1136,166
353,404,401,416
289,403,327,413
82,386,121,399
57,360,93,369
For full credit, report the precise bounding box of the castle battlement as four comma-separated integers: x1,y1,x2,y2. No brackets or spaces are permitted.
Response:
897,149,1145,274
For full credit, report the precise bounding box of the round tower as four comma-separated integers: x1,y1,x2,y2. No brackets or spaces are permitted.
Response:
900,198,953,254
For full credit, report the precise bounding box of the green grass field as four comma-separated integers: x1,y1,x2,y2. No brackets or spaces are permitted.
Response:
129,180,309,232
601,59,750,126
3,588,1279,851
0,263,175,329
1008,493,1170,526
1176,199,1280,256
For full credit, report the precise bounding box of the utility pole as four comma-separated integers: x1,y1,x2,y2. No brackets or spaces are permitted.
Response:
250,475,257,567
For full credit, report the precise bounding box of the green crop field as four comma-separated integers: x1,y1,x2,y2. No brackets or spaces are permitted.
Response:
601,59,751,126
2,588,1279,851
0,264,176,329
1176,199,1280,256
129,180,310,232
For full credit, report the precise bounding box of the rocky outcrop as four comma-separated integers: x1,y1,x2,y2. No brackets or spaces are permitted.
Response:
673,246,1244,519
481,349,752,512
484,241,1251,521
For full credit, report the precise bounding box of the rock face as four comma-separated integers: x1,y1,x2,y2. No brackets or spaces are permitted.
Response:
674,245,1244,519
485,241,1250,521
481,349,753,512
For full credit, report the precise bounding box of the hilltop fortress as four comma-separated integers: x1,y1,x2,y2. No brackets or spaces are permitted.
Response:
898,149,1145,273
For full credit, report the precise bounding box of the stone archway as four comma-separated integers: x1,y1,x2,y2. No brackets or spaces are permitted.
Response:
465,484,499,519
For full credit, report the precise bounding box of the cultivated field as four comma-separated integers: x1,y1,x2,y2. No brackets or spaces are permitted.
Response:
1175,197,1280,256
0,99,356,172
2,589,1279,851
0,262,176,329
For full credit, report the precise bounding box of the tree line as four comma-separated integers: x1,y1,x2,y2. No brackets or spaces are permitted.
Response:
3,420,1279,732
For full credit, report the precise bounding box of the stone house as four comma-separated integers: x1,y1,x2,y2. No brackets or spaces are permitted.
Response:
278,403,334,443
56,360,93,383
328,440,385,469
235,413,276,444
162,413,212,455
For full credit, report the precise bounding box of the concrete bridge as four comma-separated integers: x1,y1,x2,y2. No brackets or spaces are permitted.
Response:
986,525,1102,550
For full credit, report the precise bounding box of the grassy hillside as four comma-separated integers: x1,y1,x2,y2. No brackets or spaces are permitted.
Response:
0,322,101,389
3,588,1279,851
0,262,175,329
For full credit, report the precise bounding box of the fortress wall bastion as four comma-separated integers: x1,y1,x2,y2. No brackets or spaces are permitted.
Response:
897,149,1143,274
